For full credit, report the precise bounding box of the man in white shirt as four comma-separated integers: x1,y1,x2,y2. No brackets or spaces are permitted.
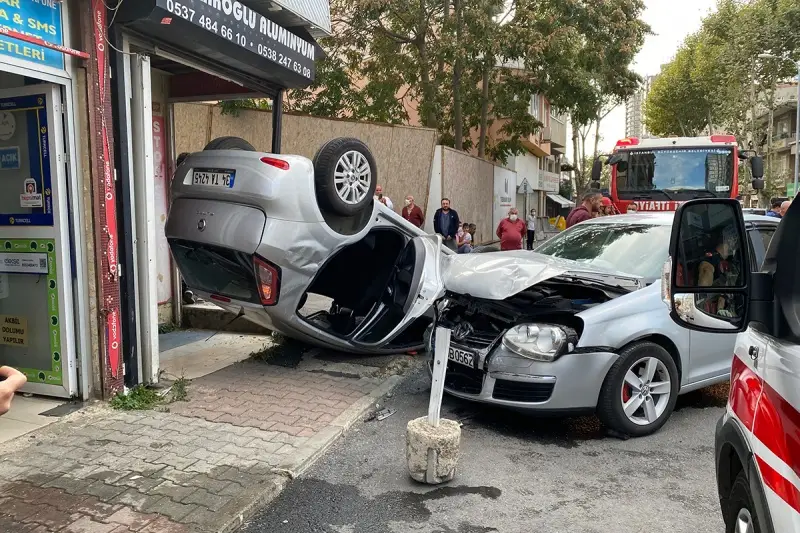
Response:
375,185,394,210
526,209,537,250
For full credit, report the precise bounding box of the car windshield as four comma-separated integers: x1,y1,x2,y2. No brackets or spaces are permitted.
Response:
615,147,734,201
535,222,671,280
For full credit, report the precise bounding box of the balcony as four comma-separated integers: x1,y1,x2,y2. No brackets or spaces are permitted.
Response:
549,115,567,151
522,129,551,158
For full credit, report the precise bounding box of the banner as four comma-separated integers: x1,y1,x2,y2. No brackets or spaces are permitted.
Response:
0,0,65,69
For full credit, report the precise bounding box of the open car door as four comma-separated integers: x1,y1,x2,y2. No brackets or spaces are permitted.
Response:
351,235,445,348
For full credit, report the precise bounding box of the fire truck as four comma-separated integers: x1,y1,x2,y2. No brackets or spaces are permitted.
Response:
591,135,765,213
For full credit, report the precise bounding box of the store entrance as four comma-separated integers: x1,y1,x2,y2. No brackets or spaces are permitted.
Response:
0,73,77,398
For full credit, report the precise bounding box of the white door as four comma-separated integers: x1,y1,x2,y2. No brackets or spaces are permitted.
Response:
0,83,77,397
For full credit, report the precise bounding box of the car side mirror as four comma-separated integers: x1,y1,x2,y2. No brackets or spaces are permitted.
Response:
665,199,751,333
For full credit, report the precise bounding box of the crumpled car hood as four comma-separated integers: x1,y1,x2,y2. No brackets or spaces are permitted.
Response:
441,250,644,300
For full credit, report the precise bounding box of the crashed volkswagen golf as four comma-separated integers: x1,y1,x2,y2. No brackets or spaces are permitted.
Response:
166,137,777,437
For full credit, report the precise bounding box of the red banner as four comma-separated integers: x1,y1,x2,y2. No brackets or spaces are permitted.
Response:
93,0,121,380
0,27,89,60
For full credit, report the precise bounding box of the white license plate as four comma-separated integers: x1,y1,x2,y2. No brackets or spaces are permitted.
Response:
192,169,236,188
448,346,475,368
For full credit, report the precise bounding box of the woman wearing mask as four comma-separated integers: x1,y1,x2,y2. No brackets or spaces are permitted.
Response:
526,209,537,250
496,208,526,251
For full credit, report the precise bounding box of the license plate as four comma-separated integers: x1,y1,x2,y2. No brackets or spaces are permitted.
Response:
448,346,475,368
192,169,236,188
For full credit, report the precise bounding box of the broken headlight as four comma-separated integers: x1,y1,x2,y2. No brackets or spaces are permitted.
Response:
502,324,568,362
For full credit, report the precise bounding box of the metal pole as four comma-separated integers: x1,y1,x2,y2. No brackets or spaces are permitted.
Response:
271,89,283,154
793,61,800,198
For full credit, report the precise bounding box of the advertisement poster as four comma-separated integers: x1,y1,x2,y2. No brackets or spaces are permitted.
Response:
152,114,172,305
0,0,64,69
1,314,27,347
0,145,19,169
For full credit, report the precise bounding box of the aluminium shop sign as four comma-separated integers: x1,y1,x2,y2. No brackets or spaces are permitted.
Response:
157,0,317,82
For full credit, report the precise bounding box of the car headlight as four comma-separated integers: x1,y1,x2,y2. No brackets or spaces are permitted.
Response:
502,324,568,362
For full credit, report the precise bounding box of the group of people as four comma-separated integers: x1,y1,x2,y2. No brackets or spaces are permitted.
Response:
766,198,792,219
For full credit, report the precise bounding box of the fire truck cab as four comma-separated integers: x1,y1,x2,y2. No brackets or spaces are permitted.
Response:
591,135,765,214
665,197,800,533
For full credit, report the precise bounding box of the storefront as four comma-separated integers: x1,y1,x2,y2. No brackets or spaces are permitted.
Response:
0,0,100,399
111,0,328,387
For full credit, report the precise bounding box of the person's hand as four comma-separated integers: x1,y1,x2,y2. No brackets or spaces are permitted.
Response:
0,366,27,416
717,309,734,318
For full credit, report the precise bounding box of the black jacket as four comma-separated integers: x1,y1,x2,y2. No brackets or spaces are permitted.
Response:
433,208,460,238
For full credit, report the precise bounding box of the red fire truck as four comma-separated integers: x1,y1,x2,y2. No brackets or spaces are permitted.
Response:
591,135,765,213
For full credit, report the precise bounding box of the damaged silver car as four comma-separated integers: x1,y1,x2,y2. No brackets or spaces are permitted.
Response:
166,137,778,437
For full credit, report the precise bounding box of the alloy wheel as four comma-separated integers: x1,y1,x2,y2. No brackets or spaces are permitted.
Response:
620,356,672,426
334,150,372,205
735,508,754,533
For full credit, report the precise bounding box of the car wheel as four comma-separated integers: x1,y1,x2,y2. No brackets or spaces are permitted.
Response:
313,137,377,217
203,136,255,151
725,472,762,533
597,341,679,437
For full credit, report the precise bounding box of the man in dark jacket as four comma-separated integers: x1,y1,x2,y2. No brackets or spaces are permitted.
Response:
765,199,783,218
433,198,460,251
566,190,602,228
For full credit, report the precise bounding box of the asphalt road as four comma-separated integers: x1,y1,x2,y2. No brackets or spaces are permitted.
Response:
243,364,728,533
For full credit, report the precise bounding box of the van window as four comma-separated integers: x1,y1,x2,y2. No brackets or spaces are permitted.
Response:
748,227,777,269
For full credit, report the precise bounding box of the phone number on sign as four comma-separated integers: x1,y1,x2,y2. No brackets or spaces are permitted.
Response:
164,0,312,79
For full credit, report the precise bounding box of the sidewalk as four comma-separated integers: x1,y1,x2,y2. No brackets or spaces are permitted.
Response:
0,335,414,532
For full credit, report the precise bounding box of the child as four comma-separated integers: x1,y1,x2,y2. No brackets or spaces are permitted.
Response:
457,222,473,253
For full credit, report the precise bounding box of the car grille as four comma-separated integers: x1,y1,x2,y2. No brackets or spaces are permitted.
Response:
444,361,484,395
455,331,498,350
492,380,554,403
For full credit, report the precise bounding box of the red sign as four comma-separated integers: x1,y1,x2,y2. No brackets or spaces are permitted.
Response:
0,27,89,60
631,200,685,212
94,0,120,380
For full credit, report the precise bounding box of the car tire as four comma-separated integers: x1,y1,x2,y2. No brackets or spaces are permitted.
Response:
203,136,255,151
313,137,377,217
597,341,679,437
724,472,762,533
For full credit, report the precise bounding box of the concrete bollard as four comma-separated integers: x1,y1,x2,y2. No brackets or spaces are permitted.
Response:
406,416,461,484
405,326,462,484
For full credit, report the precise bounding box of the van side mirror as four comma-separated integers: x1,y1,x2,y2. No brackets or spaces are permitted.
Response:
664,199,751,333
750,156,764,179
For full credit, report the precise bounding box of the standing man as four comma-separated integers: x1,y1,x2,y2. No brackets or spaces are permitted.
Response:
433,198,460,251
526,209,537,250
780,200,791,218
402,195,425,228
765,199,783,218
496,208,526,251
0,366,27,416
375,185,394,210
566,190,603,228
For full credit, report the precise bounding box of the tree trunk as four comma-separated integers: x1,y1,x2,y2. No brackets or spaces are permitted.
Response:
452,0,463,150
593,118,601,159
416,0,436,130
478,61,490,158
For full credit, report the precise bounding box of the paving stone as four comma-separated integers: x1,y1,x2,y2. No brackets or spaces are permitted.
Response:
105,507,159,531
65,515,121,533
85,481,128,501
45,475,92,495
23,502,75,530
111,488,165,513
139,516,191,533
142,497,198,522
150,481,197,503
182,487,228,512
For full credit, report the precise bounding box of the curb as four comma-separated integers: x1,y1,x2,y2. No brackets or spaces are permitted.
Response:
214,371,407,533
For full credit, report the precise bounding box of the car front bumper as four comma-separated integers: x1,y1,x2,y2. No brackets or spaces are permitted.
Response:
429,337,619,412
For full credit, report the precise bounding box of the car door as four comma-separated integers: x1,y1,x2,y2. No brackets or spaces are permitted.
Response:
685,224,767,384
351,235,445,348
748,223,778,270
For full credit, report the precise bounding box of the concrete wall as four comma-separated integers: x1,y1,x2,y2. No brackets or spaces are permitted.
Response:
440,147,495,244
173,103,438,215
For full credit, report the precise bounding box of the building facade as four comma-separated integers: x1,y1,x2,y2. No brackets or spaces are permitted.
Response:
0,0,330,400
753,82,798,198
625,74,657,139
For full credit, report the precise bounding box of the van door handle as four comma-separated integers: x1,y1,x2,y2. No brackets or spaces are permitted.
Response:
748,346,760,360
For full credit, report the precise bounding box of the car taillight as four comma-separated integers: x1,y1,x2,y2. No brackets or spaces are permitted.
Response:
261,157,290,170
254,257,280,306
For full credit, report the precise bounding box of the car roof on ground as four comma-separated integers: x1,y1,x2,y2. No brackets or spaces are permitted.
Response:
580,212,780,226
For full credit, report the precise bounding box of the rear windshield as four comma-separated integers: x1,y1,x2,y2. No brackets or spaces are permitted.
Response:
170,240,261,304
535,223,671,280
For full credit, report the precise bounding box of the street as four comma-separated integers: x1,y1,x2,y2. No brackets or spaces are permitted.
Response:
242,364,727,533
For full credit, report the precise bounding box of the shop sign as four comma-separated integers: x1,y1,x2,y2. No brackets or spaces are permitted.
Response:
0,250,47,274
0,0,65,70
1,314,27,347
158,0,317,81
0,145,19,169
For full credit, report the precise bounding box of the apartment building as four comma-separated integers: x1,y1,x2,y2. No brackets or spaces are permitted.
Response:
625,74,658,139
754,82,798,197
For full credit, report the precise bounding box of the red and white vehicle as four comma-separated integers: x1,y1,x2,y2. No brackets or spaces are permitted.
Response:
666,195,800,533
593,135,752,214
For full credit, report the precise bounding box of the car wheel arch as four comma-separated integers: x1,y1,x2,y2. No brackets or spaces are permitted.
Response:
617,333,683,384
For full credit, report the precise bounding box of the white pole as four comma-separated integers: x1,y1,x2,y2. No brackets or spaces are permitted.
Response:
427,327,451,428
793,61,800,198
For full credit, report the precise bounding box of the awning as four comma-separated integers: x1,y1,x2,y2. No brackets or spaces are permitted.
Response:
116,0,323,91
547,193,575,208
